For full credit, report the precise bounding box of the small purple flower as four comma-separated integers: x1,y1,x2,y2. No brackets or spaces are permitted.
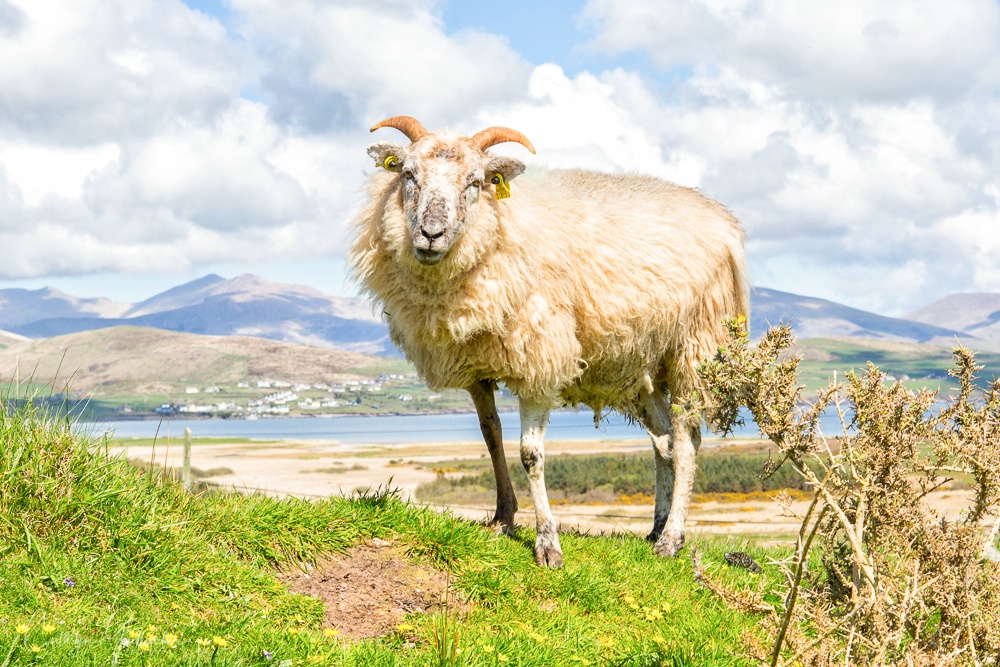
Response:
262,649,273,661
63,577,75,588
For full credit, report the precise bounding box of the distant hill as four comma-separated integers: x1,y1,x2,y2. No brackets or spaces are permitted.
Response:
0,286,129,328
2,274,997,356
0,329,28,350
906,293,1000,343
2,274,395,356
0,326,393,394
750,287,972,346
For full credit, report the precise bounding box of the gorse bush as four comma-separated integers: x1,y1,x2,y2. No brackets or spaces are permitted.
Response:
690,321,1000,667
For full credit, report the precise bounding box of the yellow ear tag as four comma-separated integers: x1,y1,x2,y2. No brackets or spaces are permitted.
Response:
381,155,398,170
492,173,511,200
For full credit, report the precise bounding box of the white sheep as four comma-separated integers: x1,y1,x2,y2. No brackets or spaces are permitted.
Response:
349,116,749,567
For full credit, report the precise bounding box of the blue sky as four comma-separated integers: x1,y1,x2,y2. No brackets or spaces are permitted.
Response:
1,0,999,316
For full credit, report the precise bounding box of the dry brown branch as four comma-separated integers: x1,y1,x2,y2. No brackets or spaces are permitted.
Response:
695,321,1000,666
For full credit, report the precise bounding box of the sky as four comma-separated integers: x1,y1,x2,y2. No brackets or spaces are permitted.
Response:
1,0,999,316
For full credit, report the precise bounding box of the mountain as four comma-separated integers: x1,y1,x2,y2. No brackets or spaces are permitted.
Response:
750,287,970,345
906,293,1000,342
0,326,390,393
0,286,130,328
1,275,995,356
3,274,395,356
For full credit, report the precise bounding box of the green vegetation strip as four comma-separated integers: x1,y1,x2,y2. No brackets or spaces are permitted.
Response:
417,446,817,506
1,397,776,665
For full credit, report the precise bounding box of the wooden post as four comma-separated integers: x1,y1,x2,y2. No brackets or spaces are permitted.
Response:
182,427,192,493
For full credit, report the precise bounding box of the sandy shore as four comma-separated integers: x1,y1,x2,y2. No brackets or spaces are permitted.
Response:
109,436,978,545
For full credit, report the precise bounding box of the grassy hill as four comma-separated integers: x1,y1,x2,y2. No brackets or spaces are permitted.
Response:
0,329,28,350
0,400,769,666
0,325,399,394
2,327,994,422
791,337,1000,393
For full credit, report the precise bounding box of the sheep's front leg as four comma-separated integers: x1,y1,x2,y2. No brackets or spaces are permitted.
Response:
519,399,563,568
468,380,517,533
640,389,699,557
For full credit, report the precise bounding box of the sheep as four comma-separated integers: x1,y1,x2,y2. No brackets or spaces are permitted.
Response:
349,116,749,568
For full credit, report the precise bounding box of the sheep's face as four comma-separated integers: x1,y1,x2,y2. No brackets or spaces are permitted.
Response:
369,134,526,266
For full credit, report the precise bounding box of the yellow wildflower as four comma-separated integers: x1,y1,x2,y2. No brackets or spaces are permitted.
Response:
146,632,157,641
43,623,57,634
139,642,151,651
653,634,667,645
147,624,157,632
164,633,178,649
323,628,340,638
482,645,495,653
128,630,140,639
196,638,212,647
287,627,300,635
15,624,29,635
395,623,415,633
30,646,42,654
498,655,509,663
213,636,229,647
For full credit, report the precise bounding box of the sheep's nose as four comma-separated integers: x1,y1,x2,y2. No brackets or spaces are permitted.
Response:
421,225,445,240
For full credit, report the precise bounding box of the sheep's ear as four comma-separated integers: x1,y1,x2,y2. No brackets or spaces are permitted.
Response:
486,156,526,183
368,142,405,172
485,156,526,200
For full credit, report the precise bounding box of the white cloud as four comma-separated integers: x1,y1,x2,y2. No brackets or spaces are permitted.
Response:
583,0,1000,102
1,0,999,317
231,0,532,131
572,0,1000,313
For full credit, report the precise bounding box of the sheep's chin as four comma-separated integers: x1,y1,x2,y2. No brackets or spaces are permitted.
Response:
413,248,446,265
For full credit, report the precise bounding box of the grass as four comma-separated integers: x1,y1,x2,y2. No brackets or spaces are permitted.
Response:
0,391,775,666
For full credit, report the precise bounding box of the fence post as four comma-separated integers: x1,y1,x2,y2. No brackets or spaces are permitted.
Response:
182,427,192,493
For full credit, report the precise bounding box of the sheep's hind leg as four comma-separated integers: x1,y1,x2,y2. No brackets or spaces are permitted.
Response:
638,390,675,542
468,380,518,534
639,389,699,557
519,399,563,568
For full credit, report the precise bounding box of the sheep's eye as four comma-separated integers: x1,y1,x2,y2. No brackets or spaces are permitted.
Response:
491,175,501,185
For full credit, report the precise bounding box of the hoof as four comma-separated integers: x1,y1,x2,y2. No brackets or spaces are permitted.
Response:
488,516,516,535
646,518,667,543
653,532,684,558
534,544,563,569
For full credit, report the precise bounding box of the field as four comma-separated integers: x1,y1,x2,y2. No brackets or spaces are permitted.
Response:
0,401,774,666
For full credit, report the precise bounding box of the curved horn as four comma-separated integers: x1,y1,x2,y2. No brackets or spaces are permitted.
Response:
370,116,429,143
471,126,536,154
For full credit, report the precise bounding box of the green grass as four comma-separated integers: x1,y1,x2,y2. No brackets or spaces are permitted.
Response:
0,394,775,665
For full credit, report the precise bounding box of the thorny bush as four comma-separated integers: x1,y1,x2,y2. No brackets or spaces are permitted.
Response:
686,321,1000,667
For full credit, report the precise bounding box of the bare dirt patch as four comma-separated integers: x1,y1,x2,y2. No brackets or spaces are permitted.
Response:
277,538,464,640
